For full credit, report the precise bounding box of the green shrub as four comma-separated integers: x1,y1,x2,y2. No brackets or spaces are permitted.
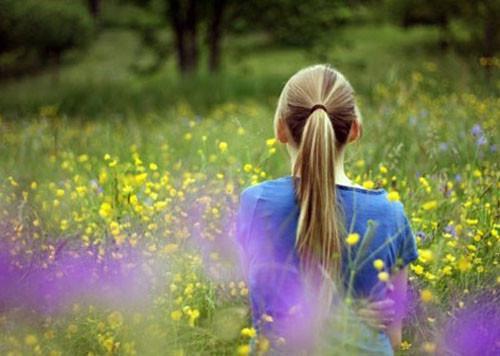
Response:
0,0,94,73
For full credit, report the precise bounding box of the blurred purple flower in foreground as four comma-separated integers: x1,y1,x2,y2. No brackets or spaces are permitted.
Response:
0,238,151,314
440,294,500,355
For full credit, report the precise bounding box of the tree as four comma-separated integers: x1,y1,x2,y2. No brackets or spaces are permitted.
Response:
88,0,101,18
0,0,94,78
207,0,226,72
167,0,199,75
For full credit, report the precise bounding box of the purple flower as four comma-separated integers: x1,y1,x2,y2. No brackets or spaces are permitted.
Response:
455,174,462,183
471,124,482,137
476,135,487,146
444,224,457,237
416,231,427,242
490,144,497,153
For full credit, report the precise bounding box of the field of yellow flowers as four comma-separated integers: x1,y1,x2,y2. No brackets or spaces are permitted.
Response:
0,73,498,355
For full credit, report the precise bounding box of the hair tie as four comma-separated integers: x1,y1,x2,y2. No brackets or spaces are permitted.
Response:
309,104,328,116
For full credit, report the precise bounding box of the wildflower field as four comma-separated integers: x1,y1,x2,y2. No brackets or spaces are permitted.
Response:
0,27,499,356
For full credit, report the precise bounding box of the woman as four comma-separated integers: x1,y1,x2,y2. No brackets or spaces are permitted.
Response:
235,64,418,355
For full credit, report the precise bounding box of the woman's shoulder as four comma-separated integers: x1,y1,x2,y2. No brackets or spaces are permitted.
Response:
240,176,294,199
239,176,297,214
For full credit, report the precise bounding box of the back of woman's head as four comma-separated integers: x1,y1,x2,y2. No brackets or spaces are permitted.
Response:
273,64,361,305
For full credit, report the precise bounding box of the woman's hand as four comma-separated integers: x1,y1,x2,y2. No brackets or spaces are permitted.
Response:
355,294,396,332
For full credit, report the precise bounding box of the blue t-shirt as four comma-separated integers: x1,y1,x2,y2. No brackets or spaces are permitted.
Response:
235,175,419,354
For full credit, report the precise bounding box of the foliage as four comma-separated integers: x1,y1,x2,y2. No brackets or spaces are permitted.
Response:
384,0,500,56
243,0,354,47
0,0,94,76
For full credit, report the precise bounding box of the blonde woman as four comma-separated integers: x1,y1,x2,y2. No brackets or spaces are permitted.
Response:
235,64,418,355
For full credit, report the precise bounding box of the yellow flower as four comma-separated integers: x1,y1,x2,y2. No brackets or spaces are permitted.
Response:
78,154,89,163
56,189,65,197
109,221,120,236
418,249,433,263
237,345,251,356
171,310,182,321
387,191,400,202
377,271,390,282
373,259,384,270
99,202,112,218
400,340,412,351
420,289,433,303
163,243,178,254
102,337,115,353
25,334,38,346
422,200,438,211
218,141,228,152
187,309,200,327
266,138,277,147
346,233,360,246
458,257,472,272
149,163,158,171
134,173,148,185
422,341,436,353
60,219,69,231
258,336,270,352
243,164,253,173
184,132,192,141
412,264,424,275
363,180,375,189
241,327,256,338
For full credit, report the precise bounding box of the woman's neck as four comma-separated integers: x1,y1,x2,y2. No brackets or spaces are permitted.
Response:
288,146,355,186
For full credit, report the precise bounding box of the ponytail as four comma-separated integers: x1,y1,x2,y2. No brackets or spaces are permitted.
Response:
293,107,344,306
273,64,357,310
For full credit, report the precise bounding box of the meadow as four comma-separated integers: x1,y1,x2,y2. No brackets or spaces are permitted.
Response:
0,23,499,355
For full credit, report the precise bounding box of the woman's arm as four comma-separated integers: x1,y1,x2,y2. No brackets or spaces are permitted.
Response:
355,266,408,351
385,266,408,352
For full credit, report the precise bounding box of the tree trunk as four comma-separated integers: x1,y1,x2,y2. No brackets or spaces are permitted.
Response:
184,0,198,73
482,15,495,81
168,0,186,73
208,0,226,72
167,0,198,75
88,0,100,18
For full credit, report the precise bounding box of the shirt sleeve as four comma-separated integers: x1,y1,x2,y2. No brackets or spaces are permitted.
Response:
395,204,419,268
235,188,256,282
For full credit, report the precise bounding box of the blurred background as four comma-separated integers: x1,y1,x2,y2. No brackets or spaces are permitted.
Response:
0,0,498,118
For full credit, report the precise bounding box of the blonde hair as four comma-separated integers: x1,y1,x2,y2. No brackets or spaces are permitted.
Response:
274,64,361,308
